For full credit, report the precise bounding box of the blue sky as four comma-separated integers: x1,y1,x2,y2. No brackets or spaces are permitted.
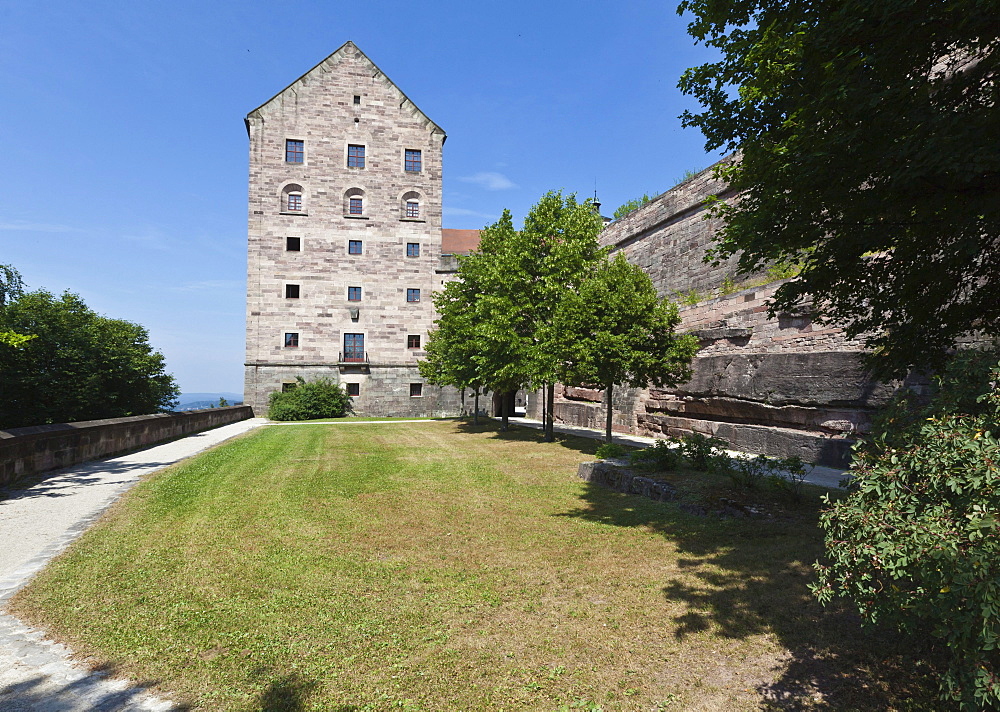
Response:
0,0,723,395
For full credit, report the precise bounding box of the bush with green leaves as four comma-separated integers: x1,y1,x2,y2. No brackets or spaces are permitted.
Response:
595,442,628,460
677,433,729,471
813,353,1000,709
267,377,352,421
629,438,683,472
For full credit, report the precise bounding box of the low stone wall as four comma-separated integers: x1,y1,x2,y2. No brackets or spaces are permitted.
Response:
0,406,254,487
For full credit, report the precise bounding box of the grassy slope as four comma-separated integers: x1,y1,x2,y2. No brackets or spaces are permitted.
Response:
9,422,938,711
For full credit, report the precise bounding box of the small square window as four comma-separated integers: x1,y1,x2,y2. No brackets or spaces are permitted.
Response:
407,334,421,349
349,197,363,215
405,149,422,172
406,243,420,257
287,193,302,211
353,95,361,105
348,286,362,301
282,382,297,392
406,288,420,302
348,240,362,255
285,284,300,299
410,383,423,397
285,140,303,163
284,332,299,348
348,144,365,168
346,382,360,396
405,201,419,218
286,236,301,251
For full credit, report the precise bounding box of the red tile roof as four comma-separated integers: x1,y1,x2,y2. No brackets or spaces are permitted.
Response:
441,229,481,254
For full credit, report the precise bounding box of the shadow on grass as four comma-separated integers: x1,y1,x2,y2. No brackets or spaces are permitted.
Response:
257,672,320,711
453,418,602,458
558,480,942,710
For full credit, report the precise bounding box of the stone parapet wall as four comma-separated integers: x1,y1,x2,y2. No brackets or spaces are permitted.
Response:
0,406,254,487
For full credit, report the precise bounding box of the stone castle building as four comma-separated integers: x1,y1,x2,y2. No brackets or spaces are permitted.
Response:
243,42,475,415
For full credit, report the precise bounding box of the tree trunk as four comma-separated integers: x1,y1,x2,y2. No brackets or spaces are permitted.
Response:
541,384,548,439
474,390,479,425
461,388,466,417
605,381,614,444
545,383,555,441
500,391,509,431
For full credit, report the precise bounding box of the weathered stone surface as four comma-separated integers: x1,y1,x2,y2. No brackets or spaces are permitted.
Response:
642,395,870,434
677,351,894,407
690,326,753,342
577,461,678,501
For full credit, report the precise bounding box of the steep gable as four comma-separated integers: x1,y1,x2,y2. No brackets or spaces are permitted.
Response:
245,41,445,140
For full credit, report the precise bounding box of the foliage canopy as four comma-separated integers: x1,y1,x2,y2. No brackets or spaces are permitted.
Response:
678,0,999,377
0,289,179,429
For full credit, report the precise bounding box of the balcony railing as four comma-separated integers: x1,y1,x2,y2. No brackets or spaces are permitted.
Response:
338,351,368,364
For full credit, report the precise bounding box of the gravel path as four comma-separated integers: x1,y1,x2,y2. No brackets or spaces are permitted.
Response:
0,418,267,711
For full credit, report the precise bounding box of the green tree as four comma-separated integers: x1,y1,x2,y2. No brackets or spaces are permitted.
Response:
0,264,35,348
549,253,699,443
677,0,999,377
424,193,606,433
613,193,656,220
0,290,179,429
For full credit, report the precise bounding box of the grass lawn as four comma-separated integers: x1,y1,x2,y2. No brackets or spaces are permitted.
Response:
9,421,939,711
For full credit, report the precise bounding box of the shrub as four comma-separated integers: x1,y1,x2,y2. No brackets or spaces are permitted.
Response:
267,377,352,421
629,438,683,471
813,353,1000,709
595,442,628,460
677,432,729,471
730,454,771,489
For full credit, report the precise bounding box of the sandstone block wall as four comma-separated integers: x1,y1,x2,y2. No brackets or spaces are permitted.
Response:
532,163,907,466
244,42,450,416
0,406,253,487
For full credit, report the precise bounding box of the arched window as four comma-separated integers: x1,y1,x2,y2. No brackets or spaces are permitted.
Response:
281,184,304,213
344,187,365,216
401,190,421,220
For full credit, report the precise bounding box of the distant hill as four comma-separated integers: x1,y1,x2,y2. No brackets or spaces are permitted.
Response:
176,392,244,411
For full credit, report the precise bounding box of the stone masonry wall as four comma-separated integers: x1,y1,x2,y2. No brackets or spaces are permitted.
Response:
244,42,448,415
0,406,253,487
531,163,905,467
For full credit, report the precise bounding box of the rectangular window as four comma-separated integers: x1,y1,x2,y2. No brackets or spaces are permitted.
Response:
405,201,419,218
406,288,420,302
407,334,421,349
347,144,365,168
285,139,303,163
406,242,420,257
346,382,360,396
349,197,363,215
353,95,361,105
285,284,300,299
282,382,297,392
410,383,423,397
343,333,364,362
348,286,362,301
405,149,422,172
287,193,302,211
348,240,362,255
284,332,299,348
286,236,301,251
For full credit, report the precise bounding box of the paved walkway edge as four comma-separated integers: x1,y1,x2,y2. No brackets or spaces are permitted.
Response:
0,417,267,711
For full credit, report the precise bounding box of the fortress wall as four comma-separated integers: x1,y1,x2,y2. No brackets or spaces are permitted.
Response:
532,164,907,467
0,406,253,487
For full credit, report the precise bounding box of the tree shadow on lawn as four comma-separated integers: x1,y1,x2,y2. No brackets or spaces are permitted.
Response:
453,419,602,458
558,481,943,710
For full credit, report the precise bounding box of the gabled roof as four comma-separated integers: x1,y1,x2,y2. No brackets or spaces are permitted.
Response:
245,40,445,139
